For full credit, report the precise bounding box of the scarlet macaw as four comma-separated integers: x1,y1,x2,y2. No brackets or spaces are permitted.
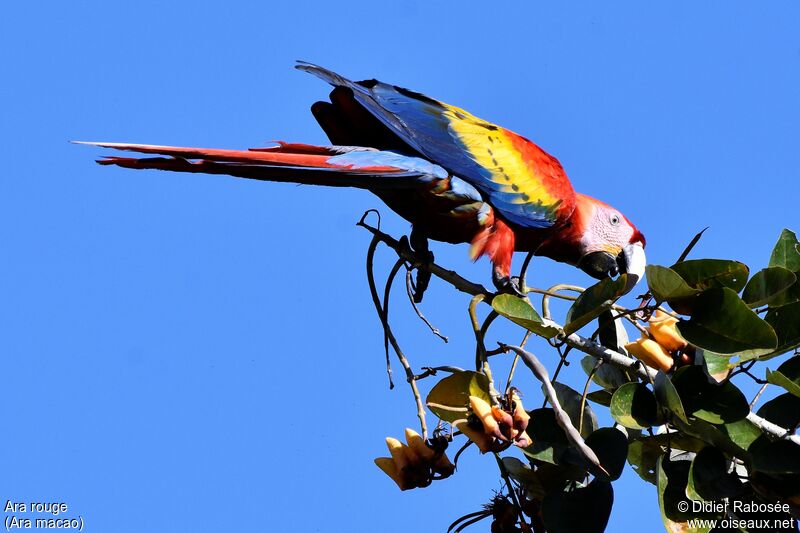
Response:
80,63,646,297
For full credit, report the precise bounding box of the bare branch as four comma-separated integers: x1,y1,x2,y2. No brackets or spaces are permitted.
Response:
363,234,427,438
501,344,607,476
747,412,800,446
358,219,491,298
405,269,448,343
357,218,800,446
365,236,394,389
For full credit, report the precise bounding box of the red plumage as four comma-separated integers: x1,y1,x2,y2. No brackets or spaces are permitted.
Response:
78,64,647,295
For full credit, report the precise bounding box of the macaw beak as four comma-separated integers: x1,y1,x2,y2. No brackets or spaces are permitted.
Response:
577,242,646,294
619,242,646,294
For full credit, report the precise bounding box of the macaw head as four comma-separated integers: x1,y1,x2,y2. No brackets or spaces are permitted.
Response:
571,193,647,293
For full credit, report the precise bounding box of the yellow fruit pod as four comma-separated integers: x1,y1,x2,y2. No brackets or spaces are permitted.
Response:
374,457,410,490
404,428,435,463
455,421,494,454
385,437,412,473
647,311,687,353
492,406,514,427
469,395,502,438
625,337,674,372
511,396,530,433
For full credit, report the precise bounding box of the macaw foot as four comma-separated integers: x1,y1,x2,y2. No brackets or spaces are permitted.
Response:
412,253,434,303
401,233,435,303
492,272,525,298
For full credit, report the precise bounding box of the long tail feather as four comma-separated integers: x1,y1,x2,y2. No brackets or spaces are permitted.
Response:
75,141,445,190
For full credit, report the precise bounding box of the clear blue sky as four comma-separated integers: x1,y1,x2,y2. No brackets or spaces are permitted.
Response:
2,2,798,532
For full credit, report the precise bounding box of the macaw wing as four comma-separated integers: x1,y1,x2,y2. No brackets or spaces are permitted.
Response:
297,62,576,229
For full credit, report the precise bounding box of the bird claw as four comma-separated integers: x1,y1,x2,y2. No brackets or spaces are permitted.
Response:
399,235,434,302
493,274,525,297
414,268,432,303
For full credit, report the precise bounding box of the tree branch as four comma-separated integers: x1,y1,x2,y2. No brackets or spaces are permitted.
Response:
501,344,606,476
357,218,800,446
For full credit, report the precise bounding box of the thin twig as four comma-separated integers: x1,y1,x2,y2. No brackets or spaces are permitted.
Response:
357,218,800,445
540,284,585,320
494,453,528,529
365,236,394,389
414,366,465,380
468,295,497,395
518,251,536,290
358,219,491,298
501,344,607,475
364,236,427,437
504,330,532,395
550,345,573,385
749,383,769,409
383,258,405,372
580,359,603,435
405,269,448,342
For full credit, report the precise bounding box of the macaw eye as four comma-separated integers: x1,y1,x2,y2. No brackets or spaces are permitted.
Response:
610,214,621,226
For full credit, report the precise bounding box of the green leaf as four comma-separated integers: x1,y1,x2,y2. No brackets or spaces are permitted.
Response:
646,264,701,304
522,408,569,464
698,349,735,383
610,382,659,430
751,439,800,474
677,287,778,357
552,382,597,438
580,355,632,390
687,447,743,501
756,393,800,430
585,427,628,481
586,389,613,407
597,309,630,354
627,439,661,485
644,264,702,315
742,267,797,308
767,280,800,308
425,371,490,423
525,462,586,500
626,433,707,486
674,417,758,458
671,259,750,292
719,419,763,452
764,301,800,358
655,370,688,423
769,228,800,272
541,478,613,533
765,356,800,398
491,294,561,338
564,275,629,334
657,456,717,531
671,365,750,425
767,231,800,307
502,457,540,486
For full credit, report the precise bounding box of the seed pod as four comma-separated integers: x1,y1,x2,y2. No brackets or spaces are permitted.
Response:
374,457,410,490
648,310,687,352
386,437,412,473
625,336,673,372
404,427,436,463
511,394,530,433
491,406,514,440
456,421,495,454
470,395,502,439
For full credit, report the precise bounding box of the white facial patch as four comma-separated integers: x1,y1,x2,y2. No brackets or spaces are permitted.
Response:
580,203,636,255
